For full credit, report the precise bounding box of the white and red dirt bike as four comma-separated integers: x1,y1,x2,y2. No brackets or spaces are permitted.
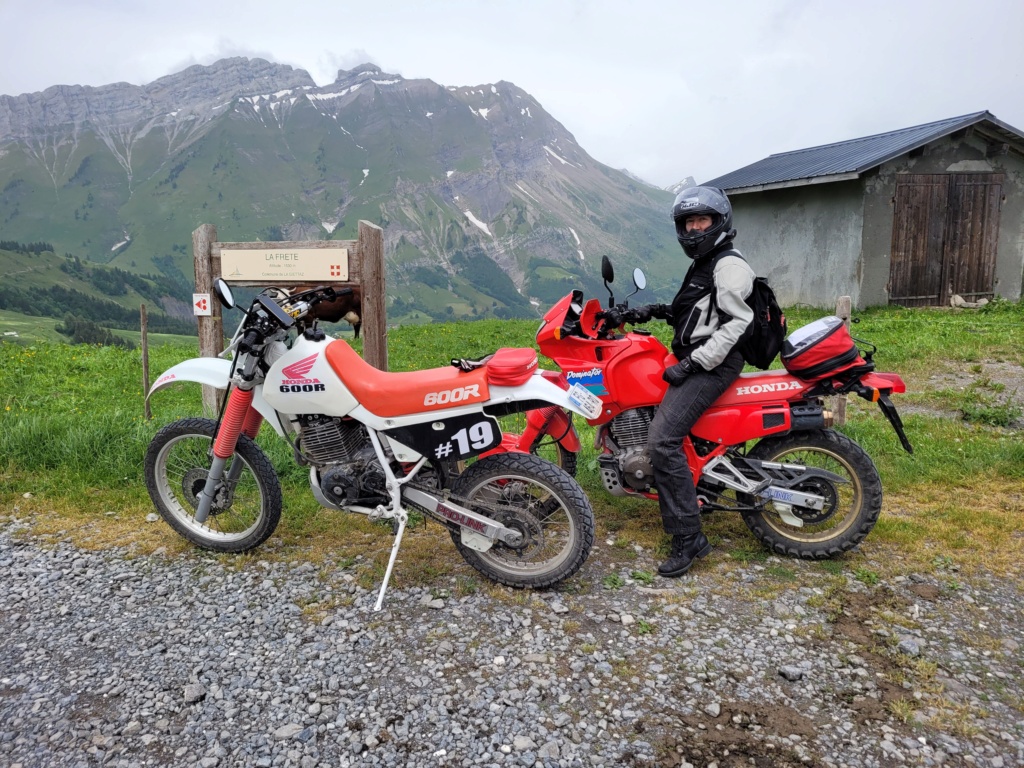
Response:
145,281,602,610
503,258,914,559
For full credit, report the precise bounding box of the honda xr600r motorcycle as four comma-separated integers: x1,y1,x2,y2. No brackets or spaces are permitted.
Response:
145,280,603,609
514,257,913,559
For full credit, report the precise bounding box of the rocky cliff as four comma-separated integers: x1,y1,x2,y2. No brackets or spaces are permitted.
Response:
0,58,679,322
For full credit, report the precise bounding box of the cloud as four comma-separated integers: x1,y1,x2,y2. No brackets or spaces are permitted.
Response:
314,50,381,86
1,0,1022,188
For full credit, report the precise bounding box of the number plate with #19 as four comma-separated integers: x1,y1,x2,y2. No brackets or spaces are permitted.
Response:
567,383,603,419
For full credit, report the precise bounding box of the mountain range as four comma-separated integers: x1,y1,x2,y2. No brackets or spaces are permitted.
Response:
0,57,684,326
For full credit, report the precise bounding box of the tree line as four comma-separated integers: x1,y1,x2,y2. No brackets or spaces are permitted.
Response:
0,284,195,335
0,240,55,254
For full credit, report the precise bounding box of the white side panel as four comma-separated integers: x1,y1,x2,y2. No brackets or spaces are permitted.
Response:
262,336,360,417
488,375,592,418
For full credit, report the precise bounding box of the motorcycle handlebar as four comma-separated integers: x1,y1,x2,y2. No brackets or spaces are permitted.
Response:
237,329,263,354
594,304,636,335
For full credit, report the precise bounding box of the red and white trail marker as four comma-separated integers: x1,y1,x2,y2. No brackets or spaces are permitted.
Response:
193,294,212,316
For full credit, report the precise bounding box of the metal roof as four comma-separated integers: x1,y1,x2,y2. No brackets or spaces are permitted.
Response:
703,111,1024,194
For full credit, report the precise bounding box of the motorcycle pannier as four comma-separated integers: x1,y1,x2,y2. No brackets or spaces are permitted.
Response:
781,316,865,380
485,347,539,386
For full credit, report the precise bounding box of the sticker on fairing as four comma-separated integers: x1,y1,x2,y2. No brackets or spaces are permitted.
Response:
564,367,607,396
568,383,603,419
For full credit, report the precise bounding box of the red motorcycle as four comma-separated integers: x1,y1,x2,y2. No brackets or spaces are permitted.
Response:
494,257,913,558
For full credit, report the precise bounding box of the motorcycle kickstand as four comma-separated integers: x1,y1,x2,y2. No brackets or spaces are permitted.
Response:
373,508,409,613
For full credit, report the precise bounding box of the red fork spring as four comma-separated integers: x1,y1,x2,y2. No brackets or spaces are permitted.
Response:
242,404,264,439
214,388,255,459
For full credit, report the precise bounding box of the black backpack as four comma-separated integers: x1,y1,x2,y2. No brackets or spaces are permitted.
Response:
712,250,787,370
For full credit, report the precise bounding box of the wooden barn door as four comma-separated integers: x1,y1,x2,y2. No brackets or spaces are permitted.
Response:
888,173,1003,306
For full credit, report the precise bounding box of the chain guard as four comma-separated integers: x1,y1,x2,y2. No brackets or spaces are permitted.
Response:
403,478,552,557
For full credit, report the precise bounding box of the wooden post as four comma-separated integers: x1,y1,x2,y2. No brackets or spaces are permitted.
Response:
833,296,852,426
141,304,151,420
193,223,223,415
359,220,388,371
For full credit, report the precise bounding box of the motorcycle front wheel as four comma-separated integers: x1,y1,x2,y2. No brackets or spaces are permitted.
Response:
144,417,282,553
496,411,578,476
738,429,882,559
449,453,594,589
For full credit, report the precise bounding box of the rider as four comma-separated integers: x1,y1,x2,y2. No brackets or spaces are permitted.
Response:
612,186,755,577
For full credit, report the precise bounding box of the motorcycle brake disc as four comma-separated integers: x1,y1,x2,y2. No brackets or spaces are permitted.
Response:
787,478,839,524
181,468,229,514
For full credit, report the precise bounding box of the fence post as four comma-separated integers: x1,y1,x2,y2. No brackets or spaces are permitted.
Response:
193,223,223,415
833,296,852,426
359,220,388,371
141,304,151,420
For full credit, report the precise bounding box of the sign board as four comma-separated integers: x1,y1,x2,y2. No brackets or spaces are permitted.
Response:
220,247,350,282
193,294,212,316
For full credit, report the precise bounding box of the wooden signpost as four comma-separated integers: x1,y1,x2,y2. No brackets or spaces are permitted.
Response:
833,295,852,426
192,220,387,414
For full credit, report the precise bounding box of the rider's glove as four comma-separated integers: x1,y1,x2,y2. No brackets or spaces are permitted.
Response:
662,356,698,386
622,307,650,324
595,308,624,328
649,303,673,321
624,304,672,324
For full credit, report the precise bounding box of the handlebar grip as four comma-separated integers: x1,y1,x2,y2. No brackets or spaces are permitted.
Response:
238,329,262,353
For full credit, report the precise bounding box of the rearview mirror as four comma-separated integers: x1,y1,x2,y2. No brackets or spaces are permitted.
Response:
213,278,235,309
601,255,614,284
600,256,616,308
632,268,647,291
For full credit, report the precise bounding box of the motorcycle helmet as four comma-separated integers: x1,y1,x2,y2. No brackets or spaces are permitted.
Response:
672,186,736,259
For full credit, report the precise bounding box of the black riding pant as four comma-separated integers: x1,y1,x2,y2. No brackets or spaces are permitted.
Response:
648,350,745,535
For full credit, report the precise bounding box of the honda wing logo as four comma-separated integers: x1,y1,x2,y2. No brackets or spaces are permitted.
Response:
282,354,318,379
279,353,325,393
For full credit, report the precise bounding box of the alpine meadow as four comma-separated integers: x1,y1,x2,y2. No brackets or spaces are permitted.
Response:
2,301,1022,582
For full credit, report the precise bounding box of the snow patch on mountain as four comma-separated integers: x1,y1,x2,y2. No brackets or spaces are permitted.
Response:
463,210,492,237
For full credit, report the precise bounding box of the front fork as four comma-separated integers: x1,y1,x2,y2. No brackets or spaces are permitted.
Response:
194,385,264,524
517,406,582,452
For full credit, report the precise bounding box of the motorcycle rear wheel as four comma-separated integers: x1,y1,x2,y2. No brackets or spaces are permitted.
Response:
144,418,282,552
738,429,882,559
449,453,594,588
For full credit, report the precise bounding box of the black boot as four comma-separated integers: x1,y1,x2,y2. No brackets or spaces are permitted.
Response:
658,532,712,577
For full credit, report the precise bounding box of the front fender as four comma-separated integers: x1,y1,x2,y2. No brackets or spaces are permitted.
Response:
148,357,233,400
147,358,285,436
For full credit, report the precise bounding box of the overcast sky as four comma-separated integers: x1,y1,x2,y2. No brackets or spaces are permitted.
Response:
2,0,1022,189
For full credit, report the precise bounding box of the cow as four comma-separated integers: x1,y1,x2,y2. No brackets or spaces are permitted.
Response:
292,284,362,338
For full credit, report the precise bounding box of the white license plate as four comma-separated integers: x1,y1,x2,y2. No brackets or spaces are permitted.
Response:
567,382,603,419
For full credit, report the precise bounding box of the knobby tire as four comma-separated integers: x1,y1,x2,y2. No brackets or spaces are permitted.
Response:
449,453,594,589
144,417,282,553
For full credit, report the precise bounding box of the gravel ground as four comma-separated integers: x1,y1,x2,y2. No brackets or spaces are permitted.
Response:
1,515,1023,768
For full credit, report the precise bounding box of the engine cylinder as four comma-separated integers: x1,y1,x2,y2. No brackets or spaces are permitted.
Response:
609,407,655,448
299,415,369,465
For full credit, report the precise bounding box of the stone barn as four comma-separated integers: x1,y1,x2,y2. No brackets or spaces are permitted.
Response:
703,111,1024,308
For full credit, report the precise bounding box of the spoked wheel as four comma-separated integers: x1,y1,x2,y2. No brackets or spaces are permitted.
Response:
449,453,594,588
738,429,882,559
497,410,578,476
144,418,282,552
